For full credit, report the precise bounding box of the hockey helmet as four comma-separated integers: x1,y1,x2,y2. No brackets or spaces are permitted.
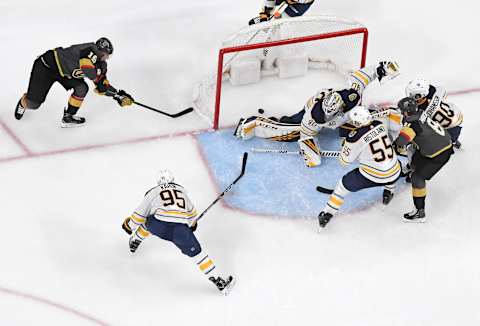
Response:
156,169,175,185
397,97,420,121
95,37,114,58
349,106,372,127
322,92,343,115
405,79,429,102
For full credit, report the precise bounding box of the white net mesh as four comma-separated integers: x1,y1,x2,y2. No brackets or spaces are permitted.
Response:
193,15,368,128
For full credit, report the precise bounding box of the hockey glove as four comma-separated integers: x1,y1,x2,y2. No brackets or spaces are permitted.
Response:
376,61,400,84
122,217,133,235
113,90,134,107
248,6,272,25
94,76,114,95
190,221,198,232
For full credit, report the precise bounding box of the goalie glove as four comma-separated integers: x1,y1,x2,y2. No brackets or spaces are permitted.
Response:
298,136,321,167
376,61,400,84
113,90,134,107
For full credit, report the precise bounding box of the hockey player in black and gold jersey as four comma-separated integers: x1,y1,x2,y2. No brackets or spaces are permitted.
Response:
395,97,454,222
14,37,134,127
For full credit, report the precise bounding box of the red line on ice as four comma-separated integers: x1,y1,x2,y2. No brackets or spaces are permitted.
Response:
0,87,478,164
0,286,110,326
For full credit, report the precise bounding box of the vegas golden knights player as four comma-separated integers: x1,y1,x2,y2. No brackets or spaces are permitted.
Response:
15,37,134,127
395,97,453,222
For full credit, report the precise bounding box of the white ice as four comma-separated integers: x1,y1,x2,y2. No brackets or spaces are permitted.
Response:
1,0,480,325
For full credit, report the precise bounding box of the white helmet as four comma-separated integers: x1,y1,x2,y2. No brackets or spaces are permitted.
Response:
156,169,174,185
405,79,429,101
349,106,372,128
322,92,343,115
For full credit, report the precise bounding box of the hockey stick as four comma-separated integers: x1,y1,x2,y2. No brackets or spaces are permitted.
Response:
252,148,340,158
106,90,194,118
133,101,194,118
197,152,249,221
315,185,334,194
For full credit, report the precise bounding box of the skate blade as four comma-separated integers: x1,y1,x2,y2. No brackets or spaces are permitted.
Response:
402,217,427,223
61,122,85,128
221,277,236,296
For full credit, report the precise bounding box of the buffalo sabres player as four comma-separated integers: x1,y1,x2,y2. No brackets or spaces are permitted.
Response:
234,61,400,167
122,170,235,295
14,37,134,127
248,0,315,25
317,106,402,229
405,78,463,148
395,97,453,222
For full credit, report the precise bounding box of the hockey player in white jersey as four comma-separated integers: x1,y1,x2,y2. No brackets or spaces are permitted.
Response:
121,170,235,295
405,78,463,148
248,0,315,25
234,61,400,167
317,106,402,229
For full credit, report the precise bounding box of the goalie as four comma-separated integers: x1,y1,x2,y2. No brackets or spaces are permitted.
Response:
248,0,315,25
233,61,400,167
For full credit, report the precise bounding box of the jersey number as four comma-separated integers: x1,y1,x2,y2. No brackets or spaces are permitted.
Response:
369,135,394,162
159,189,185,209
431,102,455,128
426,117,446,136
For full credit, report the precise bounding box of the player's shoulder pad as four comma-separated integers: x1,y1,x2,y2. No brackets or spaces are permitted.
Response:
346,120,382,143
338,88,361,111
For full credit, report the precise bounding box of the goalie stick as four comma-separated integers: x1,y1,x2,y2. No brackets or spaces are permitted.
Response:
197,152,249,221
252,148,340,158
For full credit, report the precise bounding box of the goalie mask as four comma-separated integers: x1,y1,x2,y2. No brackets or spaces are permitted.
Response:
405,79,429,103
349,106,372,128
322,92,343,116
156,169,175,185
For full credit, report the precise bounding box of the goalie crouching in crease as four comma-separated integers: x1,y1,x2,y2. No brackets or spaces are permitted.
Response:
233,61,400,167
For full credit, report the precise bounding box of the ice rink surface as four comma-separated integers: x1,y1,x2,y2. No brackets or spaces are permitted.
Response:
1,0,480,325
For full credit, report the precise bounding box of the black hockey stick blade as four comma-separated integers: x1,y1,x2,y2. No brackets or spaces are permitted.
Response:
134,101,194,118
316,185,334,194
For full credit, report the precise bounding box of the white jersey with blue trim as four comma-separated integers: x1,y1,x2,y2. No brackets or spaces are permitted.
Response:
339,120,401,184
132,183,198,227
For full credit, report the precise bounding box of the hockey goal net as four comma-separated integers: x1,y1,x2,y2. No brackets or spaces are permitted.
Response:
193,15,368,129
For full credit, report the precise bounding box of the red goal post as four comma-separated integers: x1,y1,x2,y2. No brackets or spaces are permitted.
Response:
193,16,369,130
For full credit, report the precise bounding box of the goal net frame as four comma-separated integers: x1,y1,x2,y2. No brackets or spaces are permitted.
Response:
205,19,369,129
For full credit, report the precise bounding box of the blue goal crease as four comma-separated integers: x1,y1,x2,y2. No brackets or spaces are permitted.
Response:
195,128,408,219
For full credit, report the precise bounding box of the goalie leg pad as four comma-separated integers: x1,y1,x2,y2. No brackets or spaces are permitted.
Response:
235,116,301,141
298,136,321,167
